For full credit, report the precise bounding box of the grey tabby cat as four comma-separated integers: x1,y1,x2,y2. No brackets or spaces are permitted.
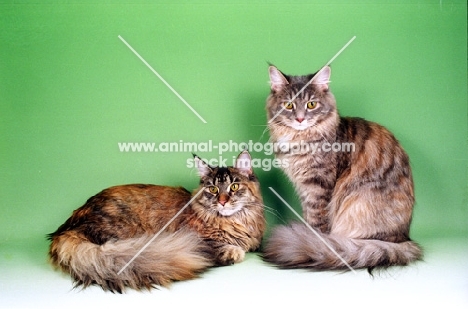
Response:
263,65,422,271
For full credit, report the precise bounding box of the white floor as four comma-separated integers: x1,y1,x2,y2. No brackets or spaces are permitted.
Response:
1,237,467,309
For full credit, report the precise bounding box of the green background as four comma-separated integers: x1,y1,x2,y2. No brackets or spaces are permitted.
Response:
1,1,466,261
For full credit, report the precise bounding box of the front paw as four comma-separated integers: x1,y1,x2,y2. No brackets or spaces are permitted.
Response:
216,245,245,266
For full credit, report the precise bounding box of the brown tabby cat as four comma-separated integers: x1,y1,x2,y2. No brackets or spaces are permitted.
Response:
263,65,422,271
48,151,265,293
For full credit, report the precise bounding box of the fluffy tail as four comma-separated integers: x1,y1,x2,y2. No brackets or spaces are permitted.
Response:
263,223,423,271
48,229,213,293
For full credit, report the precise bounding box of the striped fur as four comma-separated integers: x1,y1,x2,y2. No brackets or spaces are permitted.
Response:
48,151,265,292
264,66,422,270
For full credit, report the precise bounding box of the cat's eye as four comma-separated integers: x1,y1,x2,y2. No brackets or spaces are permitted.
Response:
307,101,318,109
230,183,240,192
283,101,294,110
208,186,218,194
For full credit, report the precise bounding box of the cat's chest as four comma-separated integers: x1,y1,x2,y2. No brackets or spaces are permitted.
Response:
272,136,331,162
187,214,257,248
200,218,247,237
272,129,323,152
274,141,337,183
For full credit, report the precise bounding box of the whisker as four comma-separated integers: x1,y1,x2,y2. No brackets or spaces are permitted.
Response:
263,208,288,225
259,126,270,141
233,201,288,224
309,122,331,144
262,204,288,224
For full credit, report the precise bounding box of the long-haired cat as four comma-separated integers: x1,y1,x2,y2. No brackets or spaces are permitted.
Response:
48,151,265,293
263,65,422,271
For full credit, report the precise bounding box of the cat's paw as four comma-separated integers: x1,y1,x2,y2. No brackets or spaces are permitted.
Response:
216,245,245,266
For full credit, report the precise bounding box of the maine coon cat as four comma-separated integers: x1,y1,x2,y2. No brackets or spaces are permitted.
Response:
263,65,422,270
48,151,265,293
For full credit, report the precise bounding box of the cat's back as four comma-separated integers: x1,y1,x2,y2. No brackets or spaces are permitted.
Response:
50,184,192,244
339,116,409,153
97,184,191,206
337,116,412,185
82,184,192,214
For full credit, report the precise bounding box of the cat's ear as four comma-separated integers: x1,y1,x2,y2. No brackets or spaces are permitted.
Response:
312,66,331,92
269,66,289,92
235,150,253,176
193,154,212,177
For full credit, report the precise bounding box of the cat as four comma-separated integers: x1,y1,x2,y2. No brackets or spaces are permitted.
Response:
48,150,265,293
262,65,422,271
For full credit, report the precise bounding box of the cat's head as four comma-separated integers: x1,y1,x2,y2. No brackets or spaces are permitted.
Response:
193,150,262,217
267,65,336,131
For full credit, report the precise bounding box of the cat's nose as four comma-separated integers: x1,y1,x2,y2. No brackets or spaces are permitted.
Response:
296,117,304,123
218,193,229,206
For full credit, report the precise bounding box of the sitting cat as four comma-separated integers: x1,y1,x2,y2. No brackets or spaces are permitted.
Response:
48,150,265,292
263,65,422,271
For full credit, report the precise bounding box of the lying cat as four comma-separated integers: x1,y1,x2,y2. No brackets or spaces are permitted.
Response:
48,151,265,292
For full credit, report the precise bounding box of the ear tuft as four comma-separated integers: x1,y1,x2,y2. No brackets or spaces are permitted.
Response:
312,66,331,91
269,66,289,92
194,155,212,177
235,150,253,176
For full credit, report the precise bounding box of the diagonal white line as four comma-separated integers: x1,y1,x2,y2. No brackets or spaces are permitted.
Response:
268,187,357,274
117,189,204,275
118,35,207,124
268,36,356,124
325,36,356,67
